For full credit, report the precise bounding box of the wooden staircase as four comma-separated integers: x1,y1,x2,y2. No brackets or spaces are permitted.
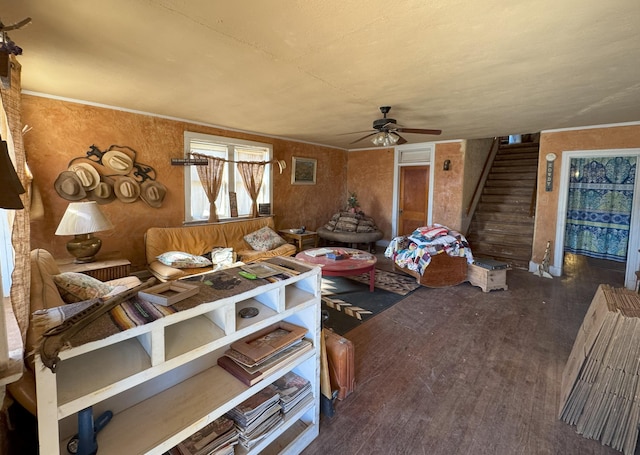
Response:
467,141,539,269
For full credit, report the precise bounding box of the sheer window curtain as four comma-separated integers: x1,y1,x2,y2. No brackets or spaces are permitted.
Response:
564,156,636,262
1,57,30,344
237,161,265,218
191,153,226,222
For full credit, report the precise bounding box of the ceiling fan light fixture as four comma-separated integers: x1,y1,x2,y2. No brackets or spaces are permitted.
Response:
371,131,399,147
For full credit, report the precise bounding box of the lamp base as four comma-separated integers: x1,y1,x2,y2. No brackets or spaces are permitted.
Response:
67,234,102,263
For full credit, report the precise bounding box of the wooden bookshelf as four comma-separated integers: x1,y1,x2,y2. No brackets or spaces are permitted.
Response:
35,258,321,455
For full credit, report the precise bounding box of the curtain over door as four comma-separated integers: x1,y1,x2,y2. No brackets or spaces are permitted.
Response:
564,156,636,262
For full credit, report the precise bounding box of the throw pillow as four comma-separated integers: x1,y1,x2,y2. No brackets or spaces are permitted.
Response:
53,272,114,304
244,226,287,251
156,251,213,268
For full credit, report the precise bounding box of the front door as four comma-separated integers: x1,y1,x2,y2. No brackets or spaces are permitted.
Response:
399,165,429,235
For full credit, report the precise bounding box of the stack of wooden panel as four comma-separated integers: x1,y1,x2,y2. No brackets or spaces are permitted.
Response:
560,284,640,454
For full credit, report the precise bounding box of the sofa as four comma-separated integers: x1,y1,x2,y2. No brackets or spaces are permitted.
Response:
8,249,140,415
144,216,296,281
317,211,383,253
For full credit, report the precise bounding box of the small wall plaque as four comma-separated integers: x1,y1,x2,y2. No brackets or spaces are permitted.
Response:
545,153,557,192
171,158,208,166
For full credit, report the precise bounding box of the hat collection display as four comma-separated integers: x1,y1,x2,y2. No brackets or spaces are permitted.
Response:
54,171,87,201
54,144,166,208
140,180,167,208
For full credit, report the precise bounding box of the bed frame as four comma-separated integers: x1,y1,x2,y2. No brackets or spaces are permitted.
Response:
394,252,468,288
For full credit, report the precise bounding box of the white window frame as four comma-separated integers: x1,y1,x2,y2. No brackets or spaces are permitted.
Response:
183,132,273,223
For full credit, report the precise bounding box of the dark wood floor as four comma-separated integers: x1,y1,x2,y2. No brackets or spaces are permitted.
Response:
302,254,632,455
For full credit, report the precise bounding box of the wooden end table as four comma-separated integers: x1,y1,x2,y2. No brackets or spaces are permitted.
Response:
279,229,319,251
56,255,131,281
295,247,377,291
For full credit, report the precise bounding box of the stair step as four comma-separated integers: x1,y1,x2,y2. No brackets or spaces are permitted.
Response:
469,241,532,259
494,151,539,161
490,165,538,174
484,178,537,188
493,159,538,169
488,172,537,180
476,202,532,213
473,212,535,223
482,186,533,196
469,231,534,245
480,194,534,205
470,220,534,234
497,142,540,151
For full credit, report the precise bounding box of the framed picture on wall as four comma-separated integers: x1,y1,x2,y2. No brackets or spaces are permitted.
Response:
291,157,317,185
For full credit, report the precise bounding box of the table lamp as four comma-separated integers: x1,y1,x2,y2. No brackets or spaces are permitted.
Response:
55,201,114,263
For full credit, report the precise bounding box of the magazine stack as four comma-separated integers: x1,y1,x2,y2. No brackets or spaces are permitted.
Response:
226,386,283,450
173,415,238,455
271,371,314,416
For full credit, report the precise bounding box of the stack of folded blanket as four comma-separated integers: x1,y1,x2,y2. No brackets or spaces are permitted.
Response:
385,224,474,275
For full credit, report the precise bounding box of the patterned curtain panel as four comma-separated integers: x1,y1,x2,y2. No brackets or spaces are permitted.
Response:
564,156,636,262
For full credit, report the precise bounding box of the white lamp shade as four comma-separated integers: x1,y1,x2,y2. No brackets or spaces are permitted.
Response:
55,201,114,236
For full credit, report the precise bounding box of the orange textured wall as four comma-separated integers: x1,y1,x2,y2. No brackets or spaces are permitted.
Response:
23,95,346,271
534,124,640,264
432,142,465,230
346,147,394,240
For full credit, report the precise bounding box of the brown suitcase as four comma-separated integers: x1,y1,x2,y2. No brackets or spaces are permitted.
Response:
324,329,355,400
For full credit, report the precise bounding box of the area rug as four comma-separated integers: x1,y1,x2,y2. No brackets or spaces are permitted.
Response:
321,275,416,335
345,268,420,295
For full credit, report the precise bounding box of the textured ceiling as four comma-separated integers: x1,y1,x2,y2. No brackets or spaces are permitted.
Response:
2,0,639,149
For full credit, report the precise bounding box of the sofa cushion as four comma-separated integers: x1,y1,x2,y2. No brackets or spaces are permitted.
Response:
243,226,287,251
237,242,297,263
53,272,114,303
157,251,213,268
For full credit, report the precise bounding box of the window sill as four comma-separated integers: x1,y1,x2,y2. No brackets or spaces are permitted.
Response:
183,215,273,226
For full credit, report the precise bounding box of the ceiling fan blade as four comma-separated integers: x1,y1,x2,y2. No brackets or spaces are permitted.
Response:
337,130,375,136
350,132,378,144
396,127,442,135
395,134,408,145
0,17,32,32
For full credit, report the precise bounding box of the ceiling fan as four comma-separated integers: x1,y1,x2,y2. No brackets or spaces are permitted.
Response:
349,106,442,146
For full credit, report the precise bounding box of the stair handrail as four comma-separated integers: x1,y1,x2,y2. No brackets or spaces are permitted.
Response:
463,137,500,234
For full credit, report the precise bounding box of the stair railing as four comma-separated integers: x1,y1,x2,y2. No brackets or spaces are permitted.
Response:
462,137,500,234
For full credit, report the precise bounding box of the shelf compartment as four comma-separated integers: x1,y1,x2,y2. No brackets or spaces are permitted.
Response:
249,286,282,313
164,313,227,361
287,274,320,297
56,337,152,418
259,419,317,455
283,286,316,312
89,350,315,455
235,298,278,332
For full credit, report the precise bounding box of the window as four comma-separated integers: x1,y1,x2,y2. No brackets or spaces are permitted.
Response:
184,132,272,222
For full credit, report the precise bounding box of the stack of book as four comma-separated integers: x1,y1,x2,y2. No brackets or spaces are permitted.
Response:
226,385,283,450
218,322,312,386
271,371,314,416
175,415,238,455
